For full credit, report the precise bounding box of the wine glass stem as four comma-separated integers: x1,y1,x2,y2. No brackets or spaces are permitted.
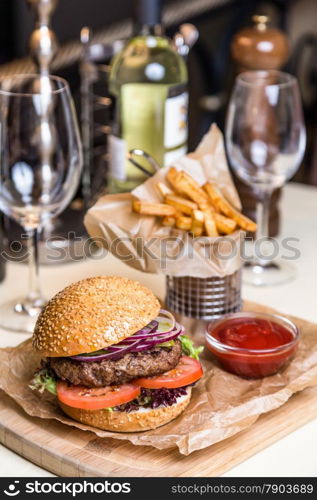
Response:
25,228,44,306
255,191,272,267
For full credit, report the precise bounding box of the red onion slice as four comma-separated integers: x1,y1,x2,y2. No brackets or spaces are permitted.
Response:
155,309,176,333
141,323,183,343
130,324,184,350
125,320,159,339
71,339,142,362
70,311,180,362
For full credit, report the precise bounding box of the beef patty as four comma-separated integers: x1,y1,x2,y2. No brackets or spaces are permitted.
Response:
49,339,182,387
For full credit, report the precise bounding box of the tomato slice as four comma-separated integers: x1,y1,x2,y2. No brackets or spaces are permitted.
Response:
133,356,203,389
57,381,140,410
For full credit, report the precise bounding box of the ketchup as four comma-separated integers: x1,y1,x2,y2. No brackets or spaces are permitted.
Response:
206,315,299,378
213,318,294,351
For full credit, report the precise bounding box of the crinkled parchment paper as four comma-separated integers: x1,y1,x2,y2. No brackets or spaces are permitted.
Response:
0,302,317,456
84,124,243,278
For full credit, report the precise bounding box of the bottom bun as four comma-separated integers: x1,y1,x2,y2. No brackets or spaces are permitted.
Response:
59,387,192,432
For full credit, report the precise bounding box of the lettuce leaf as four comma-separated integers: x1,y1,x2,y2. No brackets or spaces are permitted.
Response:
179,335,204,360
29,368,57,395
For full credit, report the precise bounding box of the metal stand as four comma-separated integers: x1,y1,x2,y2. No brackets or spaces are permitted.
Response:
79,29,123,204
166,270,242,320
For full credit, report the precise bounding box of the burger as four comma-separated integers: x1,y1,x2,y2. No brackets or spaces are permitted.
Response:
30,276,203,432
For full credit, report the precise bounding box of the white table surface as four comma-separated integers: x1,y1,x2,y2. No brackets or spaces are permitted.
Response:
0,182,316,477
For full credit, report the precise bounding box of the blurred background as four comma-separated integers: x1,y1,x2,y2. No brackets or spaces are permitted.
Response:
0,0,315,325
0,0,315,183
0,0,316,266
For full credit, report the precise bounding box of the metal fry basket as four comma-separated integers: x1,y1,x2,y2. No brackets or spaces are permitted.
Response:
166,270,242,320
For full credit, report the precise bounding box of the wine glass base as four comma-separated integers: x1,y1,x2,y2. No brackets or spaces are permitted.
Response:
243,260,296,287
0,297,46,334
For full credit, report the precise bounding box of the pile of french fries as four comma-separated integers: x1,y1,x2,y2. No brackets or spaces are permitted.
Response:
132,167,257,237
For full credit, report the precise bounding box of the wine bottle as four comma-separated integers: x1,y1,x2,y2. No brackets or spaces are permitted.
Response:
108,0,188,193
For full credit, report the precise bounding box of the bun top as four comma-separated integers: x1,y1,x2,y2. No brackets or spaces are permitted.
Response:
32,276,160,357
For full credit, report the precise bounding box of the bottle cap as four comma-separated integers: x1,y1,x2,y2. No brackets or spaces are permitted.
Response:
252,14,270,31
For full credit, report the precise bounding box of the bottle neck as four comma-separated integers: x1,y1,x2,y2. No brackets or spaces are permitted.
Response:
134,23,164,37
133,0,163,37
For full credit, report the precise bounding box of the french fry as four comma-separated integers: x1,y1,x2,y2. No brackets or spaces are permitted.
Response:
213,213,237,234
176,215,192,231
134,169,255,238
133,200,176,217
162,215,176,227
203,211,219,237
198,200,218,213
165,194,197,215
173,170,208,205
191,210,204,237
156,182,174,199
204,183,257,232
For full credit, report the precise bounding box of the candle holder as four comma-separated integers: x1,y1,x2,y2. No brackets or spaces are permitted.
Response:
27,0,59,74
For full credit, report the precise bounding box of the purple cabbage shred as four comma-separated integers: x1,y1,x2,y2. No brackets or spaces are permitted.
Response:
114,387,188,413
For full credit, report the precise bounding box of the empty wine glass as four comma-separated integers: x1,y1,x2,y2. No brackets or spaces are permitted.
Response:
225,70,306,286
0,75,83,333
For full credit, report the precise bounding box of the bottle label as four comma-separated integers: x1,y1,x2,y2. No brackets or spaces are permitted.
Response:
164,89,188,151
109,83,188,189
108,134,126,181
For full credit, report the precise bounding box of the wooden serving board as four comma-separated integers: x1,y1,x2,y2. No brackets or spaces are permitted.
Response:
1,387,317,477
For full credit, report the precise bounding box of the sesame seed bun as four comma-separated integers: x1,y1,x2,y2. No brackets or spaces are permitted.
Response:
58,387,191,432
32,276,161,357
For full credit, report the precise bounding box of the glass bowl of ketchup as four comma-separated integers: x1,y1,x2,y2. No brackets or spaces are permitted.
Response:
206,312,300,378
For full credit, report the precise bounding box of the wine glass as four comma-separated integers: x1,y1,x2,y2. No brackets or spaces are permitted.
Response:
225,70,306,286
0,74,83,333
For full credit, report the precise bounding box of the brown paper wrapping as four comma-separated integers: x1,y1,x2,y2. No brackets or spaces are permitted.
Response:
0,301,317,456
84,124,243,278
